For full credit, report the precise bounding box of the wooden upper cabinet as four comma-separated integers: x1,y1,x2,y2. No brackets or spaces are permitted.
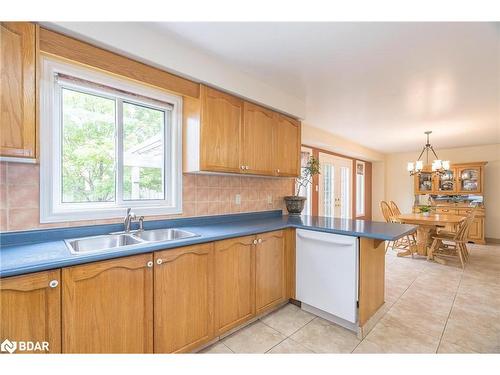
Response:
241,102,275,175
0,22,36,158
214,235,255,335
273,114,301,177
154,244,215,353
62,254,153,353
200,85,243,173
0,270,61,354
255,230,286,314
457,165,483,194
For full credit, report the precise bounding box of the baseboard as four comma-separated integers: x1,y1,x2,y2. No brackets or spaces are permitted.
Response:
486,237,500,244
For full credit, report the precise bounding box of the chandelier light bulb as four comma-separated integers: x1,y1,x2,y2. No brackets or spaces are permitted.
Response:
407,162,414,172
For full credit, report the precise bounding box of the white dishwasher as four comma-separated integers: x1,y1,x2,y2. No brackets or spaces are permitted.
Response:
296,229,359,326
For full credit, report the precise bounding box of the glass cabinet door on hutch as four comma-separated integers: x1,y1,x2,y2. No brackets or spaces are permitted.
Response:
458,167,481,193
437,168,456,193
415,172,434,194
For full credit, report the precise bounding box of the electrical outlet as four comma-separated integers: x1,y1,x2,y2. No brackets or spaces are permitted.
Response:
267,195,273,204
235,194,241,205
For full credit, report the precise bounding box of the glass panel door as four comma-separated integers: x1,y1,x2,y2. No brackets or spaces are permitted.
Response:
437,168,456,193
318,153,352,219
458,167,481,193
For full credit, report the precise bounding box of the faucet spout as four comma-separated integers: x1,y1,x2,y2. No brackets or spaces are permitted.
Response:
123,208,137,233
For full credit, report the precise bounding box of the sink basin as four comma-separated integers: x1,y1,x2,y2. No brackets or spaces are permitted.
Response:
132,228,199,242
66,234,145,254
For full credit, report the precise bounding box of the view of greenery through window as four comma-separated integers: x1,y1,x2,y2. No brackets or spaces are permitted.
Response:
123,102,165,200
62,88,116,203
61,87,165,203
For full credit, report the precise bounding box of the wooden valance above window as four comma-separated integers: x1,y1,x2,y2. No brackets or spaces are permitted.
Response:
39,27,200,99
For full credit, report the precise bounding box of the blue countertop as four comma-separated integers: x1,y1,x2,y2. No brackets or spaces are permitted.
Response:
0,211,417,278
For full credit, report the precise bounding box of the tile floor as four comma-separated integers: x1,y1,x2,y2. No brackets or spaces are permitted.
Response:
202,243,500,354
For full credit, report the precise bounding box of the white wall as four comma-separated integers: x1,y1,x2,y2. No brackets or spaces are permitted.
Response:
384,144,500,239
43,22,306,118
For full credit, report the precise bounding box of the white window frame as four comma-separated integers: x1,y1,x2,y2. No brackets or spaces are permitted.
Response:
40,56,183,223
355,160,365,218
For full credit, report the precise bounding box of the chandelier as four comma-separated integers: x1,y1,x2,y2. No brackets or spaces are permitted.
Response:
407,131,450,176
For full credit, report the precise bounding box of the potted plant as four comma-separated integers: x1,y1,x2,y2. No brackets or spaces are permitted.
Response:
419,205,433,217
284,156,320,215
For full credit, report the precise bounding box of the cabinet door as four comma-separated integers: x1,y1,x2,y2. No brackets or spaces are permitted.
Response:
414,172,434,194
457,166,482,193
241,102,274,175
0,22,36,158
437,168,456,194
467,217,483,241
273,114,301,176
0,270,61,353
154,244,215,353
200,85,243,173
62,254,153,353
255,230,286,314
214,235,255,335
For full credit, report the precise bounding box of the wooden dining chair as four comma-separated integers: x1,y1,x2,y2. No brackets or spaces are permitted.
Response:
390,201,417,247
380,201,395,252
428,212,476,269
380,201,415,256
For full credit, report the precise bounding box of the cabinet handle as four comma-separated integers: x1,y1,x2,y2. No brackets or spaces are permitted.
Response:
276,169,280,173
258,238,262,243
156,259,163,265
147,261,153,268
49,280,59,288
253,239,258,245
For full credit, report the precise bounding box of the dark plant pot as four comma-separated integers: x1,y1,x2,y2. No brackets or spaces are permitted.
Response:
284,196,307,215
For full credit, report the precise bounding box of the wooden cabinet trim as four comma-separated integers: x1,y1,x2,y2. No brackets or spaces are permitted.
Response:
39,28,200,98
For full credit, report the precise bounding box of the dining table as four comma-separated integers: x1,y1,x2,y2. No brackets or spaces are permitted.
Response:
392,213,466,257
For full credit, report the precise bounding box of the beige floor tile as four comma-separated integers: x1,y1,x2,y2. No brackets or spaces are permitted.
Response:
201,342,233,354
267,338,314,353
260,303,315,336
396,288,455,317
222,321,286,353
441,316,500,353
381,304,448,338
290,318,360,353
437,340,477,353
358,320,440,353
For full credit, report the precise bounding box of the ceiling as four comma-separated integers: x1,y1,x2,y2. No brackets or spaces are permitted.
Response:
147,22,500,153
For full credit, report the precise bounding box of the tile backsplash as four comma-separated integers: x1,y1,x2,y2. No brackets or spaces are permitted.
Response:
0,162,294,232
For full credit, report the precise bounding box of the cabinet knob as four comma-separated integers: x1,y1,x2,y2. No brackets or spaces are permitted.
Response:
156,259,163,265
245,166,250,170
253,239,258,245
258,238,263,243
276,169,280,173
240,165,245,170
49,280,59,288
147,261,153,268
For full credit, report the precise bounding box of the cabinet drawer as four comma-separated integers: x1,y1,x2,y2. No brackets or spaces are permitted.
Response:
436,208,457,214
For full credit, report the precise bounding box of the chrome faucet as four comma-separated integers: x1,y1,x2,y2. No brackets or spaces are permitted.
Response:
123,208,137,233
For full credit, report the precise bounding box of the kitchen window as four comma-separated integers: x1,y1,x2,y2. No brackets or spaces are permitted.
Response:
40,57,182,222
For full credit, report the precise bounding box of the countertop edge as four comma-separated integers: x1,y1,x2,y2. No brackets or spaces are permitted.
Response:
1,216,417,278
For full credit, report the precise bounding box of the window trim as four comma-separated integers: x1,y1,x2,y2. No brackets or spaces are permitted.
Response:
40,56,183,223
355,160,366,218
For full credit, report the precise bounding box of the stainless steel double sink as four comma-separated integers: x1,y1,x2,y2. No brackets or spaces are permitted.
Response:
65,228,199,254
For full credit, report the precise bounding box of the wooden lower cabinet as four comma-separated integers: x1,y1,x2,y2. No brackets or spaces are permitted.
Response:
62,254,153,353
255,231,286,314
0,270,61,354
214,235,256,335
154,244,215,353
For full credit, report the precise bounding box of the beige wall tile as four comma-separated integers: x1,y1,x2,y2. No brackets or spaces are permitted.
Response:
8,184,40,209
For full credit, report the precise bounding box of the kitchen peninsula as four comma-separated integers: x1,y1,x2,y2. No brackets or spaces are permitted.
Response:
0,211,416,352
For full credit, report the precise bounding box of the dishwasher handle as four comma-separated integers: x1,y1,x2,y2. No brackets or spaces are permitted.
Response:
297,230,357,247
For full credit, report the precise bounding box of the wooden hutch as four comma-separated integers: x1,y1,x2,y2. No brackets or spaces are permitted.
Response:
413,162,487,244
